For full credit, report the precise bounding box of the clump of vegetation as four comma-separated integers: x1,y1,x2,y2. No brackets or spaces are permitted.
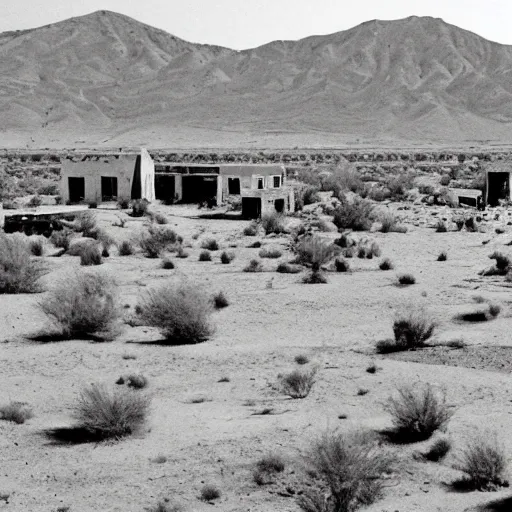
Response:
489,303,501,318
39,272,119,339
276,262,302,273
220,251,235,264
73,212,98,238
435,220,447,233
334,258,350,272
384,383,452,442
161,257,175,269
213,291,229,309
131,199,149,217
302,270,328,284
334,232,355,249
118,240,134,256
176,246,189,259
379,258,393,271
201,239,219,251
261,212,286,235
396,273,416,286
137,283,214,344
259,247,282,259
483,251,511,276
296,185,321,210
280,368,317,398
253,454,286,485
294,235,339,272
27,195,43,207
0,402,33,424
72,384,150,440
333,197,375,231
356,240,381,259
376,308,435,353
139,226,179,258
437,251,447,261
298,430,395,512
248,240,262,248
80,244,102,266
117,198,130,210
422,436,452,462
295,354,310,365
50,229,73,251
243,223,259,236
147,501,184,512
199,250,212,261
453,431,508,490
151,212,168,225
0,235,47,294
118,374,148,390
379,212,407,233
29,238,44,256
199,485,221,502
244,259,263,272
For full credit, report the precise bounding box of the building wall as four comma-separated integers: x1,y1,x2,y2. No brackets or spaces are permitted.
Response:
140,148,156,202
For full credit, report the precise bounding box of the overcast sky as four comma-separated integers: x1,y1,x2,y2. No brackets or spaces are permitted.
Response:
2,0,510,49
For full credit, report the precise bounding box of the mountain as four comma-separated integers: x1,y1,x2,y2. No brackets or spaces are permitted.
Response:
1,10,512,148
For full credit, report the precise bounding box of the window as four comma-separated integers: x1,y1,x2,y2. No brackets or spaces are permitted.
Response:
257,178,264,190
273,176,281,188
228,177,241,195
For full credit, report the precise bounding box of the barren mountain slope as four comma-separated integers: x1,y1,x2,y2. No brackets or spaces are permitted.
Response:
1,11,512,147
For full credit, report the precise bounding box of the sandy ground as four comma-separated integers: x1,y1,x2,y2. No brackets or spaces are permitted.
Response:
2,202,512,512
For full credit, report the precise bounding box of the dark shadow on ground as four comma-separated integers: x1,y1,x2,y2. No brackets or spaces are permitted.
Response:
43,427,105,445
26,331,108,343
476,496,512,511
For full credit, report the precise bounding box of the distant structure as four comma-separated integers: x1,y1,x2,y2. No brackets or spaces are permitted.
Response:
154,163,294,218
59,148,155,204
485,161,512,206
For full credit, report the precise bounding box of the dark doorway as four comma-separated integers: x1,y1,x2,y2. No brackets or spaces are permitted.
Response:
155,174,176,204
487,172,509,206
181,175,217,204
228,178,241,195
68,177,85,203
274,198,285,213
101,177,118,201
242,197,262,219
131,155,142,199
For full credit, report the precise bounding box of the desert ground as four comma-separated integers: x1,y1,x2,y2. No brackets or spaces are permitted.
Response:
2,192,512,512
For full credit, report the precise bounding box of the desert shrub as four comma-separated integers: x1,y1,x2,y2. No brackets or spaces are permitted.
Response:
131,199,149,217
50,229,73,250
118,240,134,256
332,197,374,231
277,262,302,273
385,172,415,200
139,226,179,258
259,247,282,259
334,233,355,249
27,195,42,207
384,383,452,442
334,258,350,272
29,238,44,256
248,241,262,248
72,383,150,440
379,258,393,270
297,185,321,208
280,368,316,398
488,303,501,318
435,220,447,233
244,259,263,272
243,223,258,236
299,430,395,512
453,431,508,490
88,201,98,209
152,212,168,224
117,198,130,210
213,291,229,309
80,244,102,266
253,454,286,484
161,257,175,269
66,240,96,256
199,250,212,261
423,436,452,462
440,175,451,186
38,183,59,195
295,354,310,365
261,212,286,235
176,246,189,258
489,251,511,274
39,272,119,339
397,273,416,285
0,235,46,294
199,485,221,502
302,270,328,284
137,283,214,344
201,239,219,251
125,374,148,390
368,186,391,202
343,247,355,258
74,212,98,238
294,235,339,271
418,184,435,195
437,251,447,261
0,402,33,424
147,501,184,512
465,217,477,232
220,251,235,264
379,212,407,233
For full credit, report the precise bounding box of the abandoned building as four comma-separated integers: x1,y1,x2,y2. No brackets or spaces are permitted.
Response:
486,161,512,206
154,163,295,218
59,148,155,204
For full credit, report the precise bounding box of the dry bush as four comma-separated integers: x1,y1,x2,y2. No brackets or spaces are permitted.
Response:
437,251,447,261
385,172,416,200
199,485,221,501
379,258,393,271
151,212,168,225
489,303,501,318
396,273,416,285
0,402,33,424
80,244,102,266
296,185,321,209
161,257,175,269
139,226,179,258
487,251,511,275
73,384,150,440
294,236,339,271
435,220,447,233
248,240,262,248
201,238,219,251
176,246,189,258
261,212,286,235
199,250,212,261
220,251,235,264
39,272,119,339
117,198,130,210
334,258,350,272
280,368,317,398
299,430,395,512
147,501,184,512
213,291,229,309
243,223,258,236
122,374,148,390
50,229,73,250
0,235,47,294
253,454,285,485
302,270,328,284
244,259,263,272
356,240,380,259
422,436,452,462
131,199,149,217
276,262,301,273
29,238,44,256
118,240,134,256
74,212,98,238
295,354,310,365
334,233,355,248
333,197,375,231
453,431,508,490
379,212,407,233
384,383,452,442
137,283,214,344
259,247,282,259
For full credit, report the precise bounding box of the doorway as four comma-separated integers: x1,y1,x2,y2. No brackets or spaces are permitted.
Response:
487,172,509,206
101,177,118,201
242,197,262,219
181,175,218,204
68,177,85,203
228,178,241,195
274,198,285,213
155,174,176,204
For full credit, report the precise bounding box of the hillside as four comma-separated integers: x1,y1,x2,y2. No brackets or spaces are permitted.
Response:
1,11,512,148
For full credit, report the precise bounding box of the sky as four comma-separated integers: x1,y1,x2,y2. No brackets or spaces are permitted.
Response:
2,0,511,49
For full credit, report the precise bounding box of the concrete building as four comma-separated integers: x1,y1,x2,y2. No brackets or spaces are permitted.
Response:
154,163,294,218
60,149,155,204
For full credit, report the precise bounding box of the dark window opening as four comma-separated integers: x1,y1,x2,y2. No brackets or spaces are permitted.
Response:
273,176,281,188
228,178,241,195
68,177,85,203
101,176,118,201
257,178,264,190
275,198,285,213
